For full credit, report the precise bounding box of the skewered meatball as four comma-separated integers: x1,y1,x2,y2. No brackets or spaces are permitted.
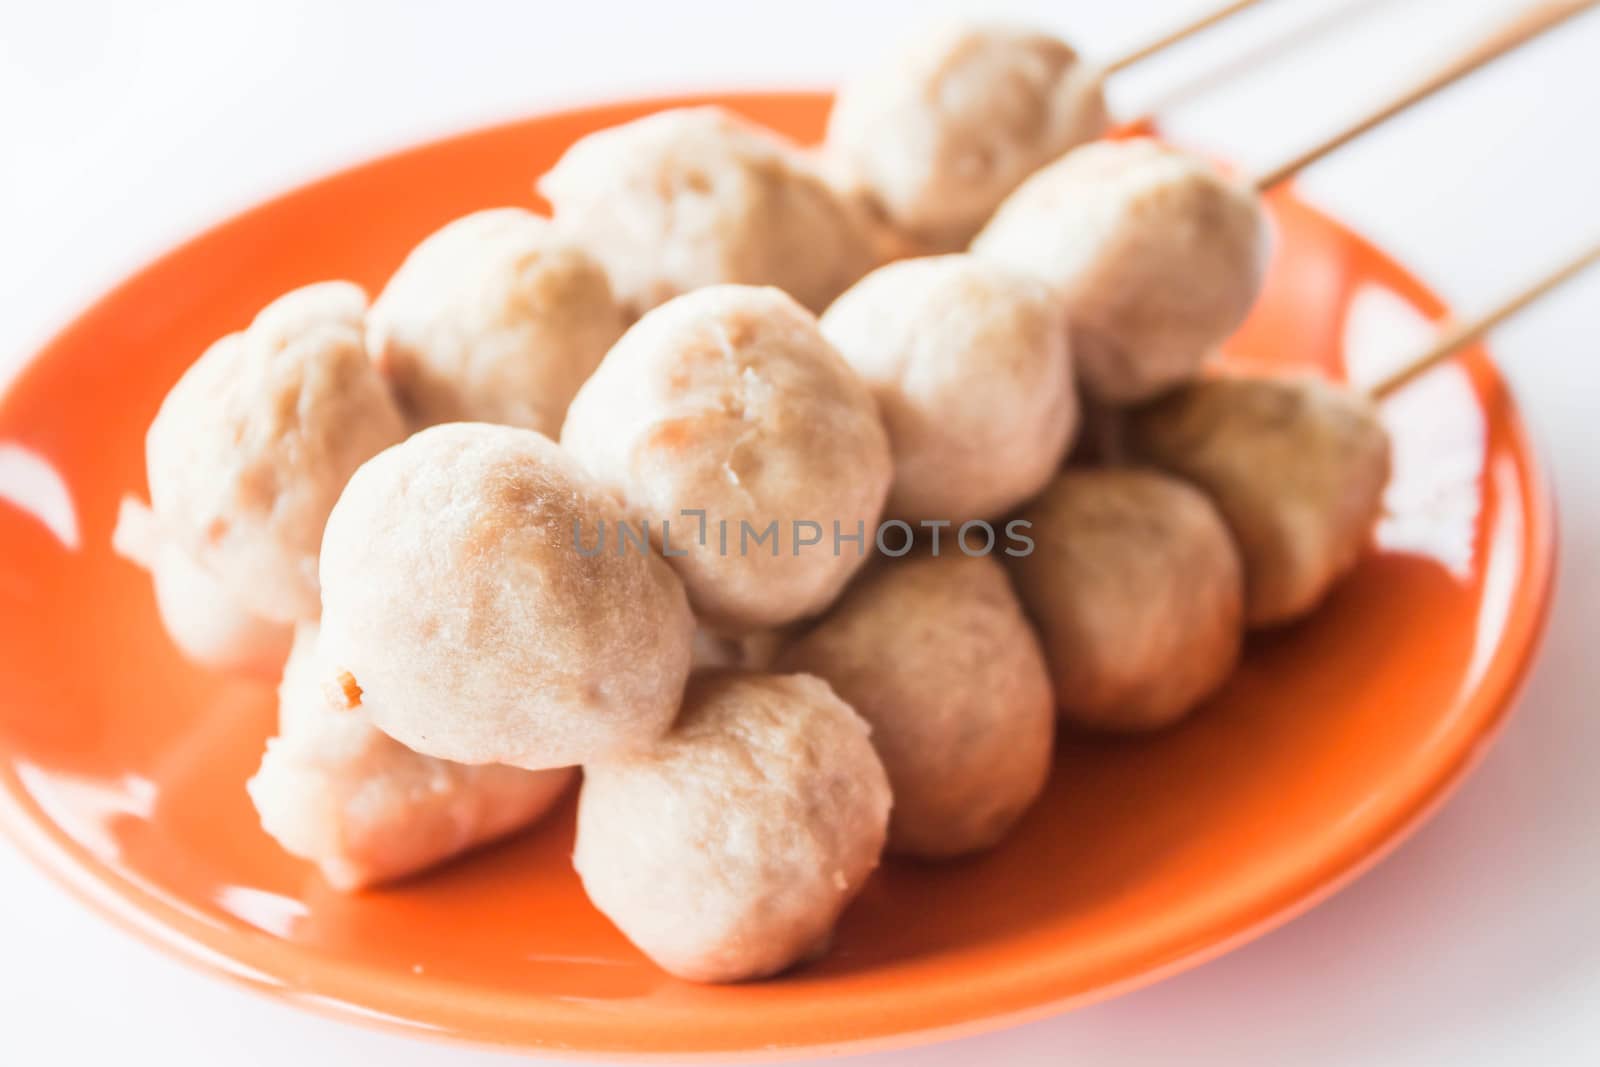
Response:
776,552,1053,858
537,107,877,316
560,285,892,632
139,281,406,624
248,623,575,891
825,22,1108,251
1124,373,1392,627
366,208,625,435
111,497,291,678
820,254,1077,523
317,422,695,771
973,139,1266,404
1007,468,1244,731
574,670,890,982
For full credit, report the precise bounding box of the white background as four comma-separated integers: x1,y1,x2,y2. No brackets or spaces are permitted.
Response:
3,0,1599,1063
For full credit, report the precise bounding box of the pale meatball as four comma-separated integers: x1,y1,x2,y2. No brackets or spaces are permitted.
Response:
112,497,291,678
776,553,1054,858
561,285,893,631
317,423,695,770
973,139,1266,404
366,208,625,434
574,670,891,982
142,281,406,623
825,22,1108,251
1124,374,1392,627
820,254,1077,522
248,623,575,891
1007,468,1244,731
537,107,877,316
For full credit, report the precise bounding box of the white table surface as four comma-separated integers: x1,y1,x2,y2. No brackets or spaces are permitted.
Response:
3,1,1599,1063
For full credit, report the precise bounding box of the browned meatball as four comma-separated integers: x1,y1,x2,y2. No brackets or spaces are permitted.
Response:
1124,373,1392,627
1007,468,1244,730
776,552,1054,858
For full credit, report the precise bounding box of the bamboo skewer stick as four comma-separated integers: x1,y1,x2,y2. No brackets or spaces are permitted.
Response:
1101,0,1277,75
1252,0,1600,192
1368,239,1600,399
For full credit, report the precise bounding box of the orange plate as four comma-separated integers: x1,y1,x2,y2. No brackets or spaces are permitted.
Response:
0,92,1557,1061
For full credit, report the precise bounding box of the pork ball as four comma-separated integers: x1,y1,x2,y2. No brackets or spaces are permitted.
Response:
537,107,877,316
825,22,1108,251
112,497,292,678
776,552,1053,858
1007,468,1244,731
1123,373,1392,627
366,208,625,434
820,254,1077,523
143,281,406,623
972,138,1266,404
317,422,695,770
248,623,575,891
560,285,893,631
574,670,890,982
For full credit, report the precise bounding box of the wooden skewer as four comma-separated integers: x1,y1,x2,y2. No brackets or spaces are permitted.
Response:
1369,239,1600,399
1253,0,1599,192
1101,0,1276,75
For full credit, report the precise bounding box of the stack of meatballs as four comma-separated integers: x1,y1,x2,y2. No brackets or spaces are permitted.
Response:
113,21,1392,984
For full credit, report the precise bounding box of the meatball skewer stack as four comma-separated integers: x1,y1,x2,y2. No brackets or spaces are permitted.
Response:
1126,235,1600,627
972,1,1596,408
974,1,1593,728
106,2,1598,989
